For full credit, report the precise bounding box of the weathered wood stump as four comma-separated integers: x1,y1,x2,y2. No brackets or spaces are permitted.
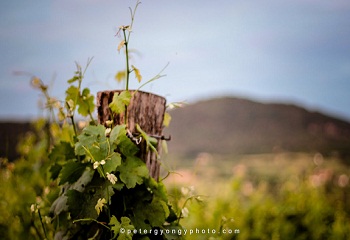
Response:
96,90,166,180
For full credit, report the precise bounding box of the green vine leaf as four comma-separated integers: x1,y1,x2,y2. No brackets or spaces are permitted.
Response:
78,87,95,117
103,153,122,173
118,156,149,189
50,168,95,217
49,141,76,180
118,134,139,157
163,225,184,240
110,125,139,157
65,86,95,117
75,125,109,160
66,179,114,220
109,216,135,240
59,160,88,185
110,125,125,144
132,197,170,230
49,163,63,181
66,190,89,219
49,141,75,162
146,178,169,203
67,75,80,84
65,85,79,111
109,90,131,115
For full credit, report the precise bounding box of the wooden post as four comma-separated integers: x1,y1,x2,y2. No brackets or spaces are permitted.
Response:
96,90,166,180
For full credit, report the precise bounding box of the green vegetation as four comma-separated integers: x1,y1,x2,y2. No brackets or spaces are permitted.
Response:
2,142,350,239
0,119,52,239
164,152,350,239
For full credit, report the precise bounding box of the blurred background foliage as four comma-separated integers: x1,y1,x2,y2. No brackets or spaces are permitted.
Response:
0,119,72,239
1,113,350,239
164,152,350,239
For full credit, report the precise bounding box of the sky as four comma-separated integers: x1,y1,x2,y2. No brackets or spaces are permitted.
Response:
1,0,350,121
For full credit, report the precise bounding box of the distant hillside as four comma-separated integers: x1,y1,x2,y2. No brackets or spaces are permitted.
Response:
164,97,350,159
1,97,350,162
0,121,33,160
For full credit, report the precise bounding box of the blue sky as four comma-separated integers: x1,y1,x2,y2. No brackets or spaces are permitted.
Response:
1,0,350,121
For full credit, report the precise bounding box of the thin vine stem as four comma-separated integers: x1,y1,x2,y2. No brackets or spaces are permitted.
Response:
66,101,77,137
177,197,192,225
73,219,110,230
120,0,141,125
136,62,169,91
123,29,130,91
177,195,206,225
37,208,48,240
71,57,95,128
122,28,130,125
127,0,141,43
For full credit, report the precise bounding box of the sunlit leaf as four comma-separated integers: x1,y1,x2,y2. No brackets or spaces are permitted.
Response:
75,125,108,160
109,90,131,115
118,40,125,52
95,198,106,215
65,85,79,110
109,216,134,240
78,88,95,117
110,125,126,144
67,75,80,84
115,71,126,83
57,107,66,121
65,86,95,117
131,65,142,82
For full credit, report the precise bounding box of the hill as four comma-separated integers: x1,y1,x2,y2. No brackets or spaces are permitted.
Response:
0,121,33,160
164,97,350,159
1,97,350,162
